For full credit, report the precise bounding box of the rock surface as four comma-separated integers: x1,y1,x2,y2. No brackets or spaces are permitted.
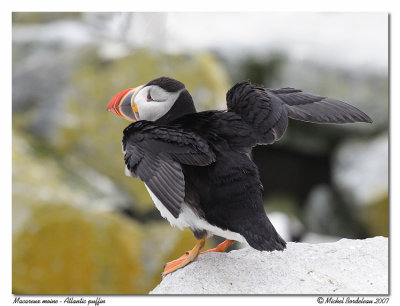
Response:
150,236,388,295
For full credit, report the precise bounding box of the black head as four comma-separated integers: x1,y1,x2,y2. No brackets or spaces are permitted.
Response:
145,77,185,93
107,76,196,124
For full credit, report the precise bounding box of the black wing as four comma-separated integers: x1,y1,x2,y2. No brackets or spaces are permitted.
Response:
122,121,216,218
226,81,372,146
269,87,373,124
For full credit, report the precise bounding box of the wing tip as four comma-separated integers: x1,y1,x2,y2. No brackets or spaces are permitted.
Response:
363,115,374,124
346,110,373,124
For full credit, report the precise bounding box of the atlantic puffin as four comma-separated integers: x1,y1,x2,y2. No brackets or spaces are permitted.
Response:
107,77,372,276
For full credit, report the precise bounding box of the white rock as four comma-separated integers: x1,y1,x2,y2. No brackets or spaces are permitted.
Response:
150,236,388,294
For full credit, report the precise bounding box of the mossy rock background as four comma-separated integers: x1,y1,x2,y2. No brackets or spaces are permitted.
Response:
13,204,144,294
12,201,214,294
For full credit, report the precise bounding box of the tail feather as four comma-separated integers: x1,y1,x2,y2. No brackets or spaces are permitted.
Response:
242,216,287,251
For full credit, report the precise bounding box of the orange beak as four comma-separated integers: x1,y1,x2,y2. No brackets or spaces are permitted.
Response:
107,87,140,121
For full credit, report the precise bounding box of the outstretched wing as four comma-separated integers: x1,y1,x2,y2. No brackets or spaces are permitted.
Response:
268,87,373,124
122,121,216,218
226,81,372,146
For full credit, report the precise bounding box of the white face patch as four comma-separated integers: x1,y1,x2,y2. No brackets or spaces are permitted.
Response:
133,85,183,122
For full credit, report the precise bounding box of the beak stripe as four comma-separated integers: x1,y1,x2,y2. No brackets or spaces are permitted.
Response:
107,88,135,118
120,91,137,121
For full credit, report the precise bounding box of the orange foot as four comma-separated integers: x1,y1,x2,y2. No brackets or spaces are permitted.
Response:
200,239,234,254
162,238,205,277
162,239,234,277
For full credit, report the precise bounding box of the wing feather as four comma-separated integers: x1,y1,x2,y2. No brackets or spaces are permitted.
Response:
226,82,372,147
268,87,373,124
122,121,216,218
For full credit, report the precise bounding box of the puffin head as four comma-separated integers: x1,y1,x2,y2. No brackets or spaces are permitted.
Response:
107,77,196,124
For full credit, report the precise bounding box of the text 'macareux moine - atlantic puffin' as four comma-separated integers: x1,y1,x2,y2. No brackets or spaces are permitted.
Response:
107,77,372,276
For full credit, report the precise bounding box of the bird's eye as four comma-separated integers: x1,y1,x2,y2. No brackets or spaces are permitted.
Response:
147,94,153,101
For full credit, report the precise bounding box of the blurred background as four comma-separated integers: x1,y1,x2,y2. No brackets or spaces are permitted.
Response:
12,12,388,294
